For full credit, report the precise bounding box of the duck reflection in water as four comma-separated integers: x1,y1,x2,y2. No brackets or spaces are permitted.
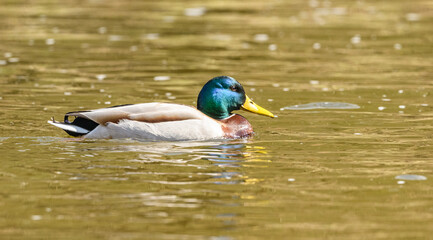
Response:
66,140,270,185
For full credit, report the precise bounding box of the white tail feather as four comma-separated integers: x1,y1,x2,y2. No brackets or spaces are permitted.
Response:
47,120,89,134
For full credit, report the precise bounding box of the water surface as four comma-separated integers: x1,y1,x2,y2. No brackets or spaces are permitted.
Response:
0,0,432,239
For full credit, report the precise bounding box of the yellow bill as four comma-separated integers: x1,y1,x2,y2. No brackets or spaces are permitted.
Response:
241,95,275,118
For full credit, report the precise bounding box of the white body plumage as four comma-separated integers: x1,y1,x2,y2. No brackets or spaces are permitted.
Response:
48,103,225,140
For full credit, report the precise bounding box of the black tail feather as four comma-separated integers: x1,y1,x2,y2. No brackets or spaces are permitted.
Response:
63,116,99,137
61,104,132,137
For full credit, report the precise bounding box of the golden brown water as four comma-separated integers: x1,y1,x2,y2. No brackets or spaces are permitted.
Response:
0,0,432,239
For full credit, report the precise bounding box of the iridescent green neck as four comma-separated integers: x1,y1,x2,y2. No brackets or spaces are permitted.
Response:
197,86,232,119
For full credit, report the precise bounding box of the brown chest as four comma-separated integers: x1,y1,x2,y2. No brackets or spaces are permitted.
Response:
220,114,253,138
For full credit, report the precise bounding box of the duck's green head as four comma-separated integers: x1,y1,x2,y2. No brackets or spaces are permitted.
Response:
197,76,274,119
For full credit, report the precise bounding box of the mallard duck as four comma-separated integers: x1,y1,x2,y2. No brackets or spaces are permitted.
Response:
48,76,274,140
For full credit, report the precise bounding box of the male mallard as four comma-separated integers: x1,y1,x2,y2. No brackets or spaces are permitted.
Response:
48,76,274,140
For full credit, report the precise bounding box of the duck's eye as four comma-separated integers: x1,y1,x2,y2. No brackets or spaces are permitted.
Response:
229,85,237,92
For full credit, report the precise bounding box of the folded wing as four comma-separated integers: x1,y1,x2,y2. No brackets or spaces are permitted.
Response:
66,103,205,125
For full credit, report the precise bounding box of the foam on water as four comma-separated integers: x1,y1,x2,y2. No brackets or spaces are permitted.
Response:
281,102,360,110
395,174,427,181
184,7,206,17
254,34,269,42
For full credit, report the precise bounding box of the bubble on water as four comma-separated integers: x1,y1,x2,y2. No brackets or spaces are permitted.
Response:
0,60,7,65
143,33,159,40
322,0,331,8
267,99,274,102
405,13,420,22
96,74,106,81
378,106,386,111
395,174,427,181
289,16,299,24
399,105,406,109
382,94,387,98
281,102,360,110
209,34,232,41
8,58,19,63
99,89,105,93
420,103,429,107
31,215,42,221
45,208,52,213
167,96,176,100
154,76,170,81
130,45,138,52
98,27,107,34
184,7,206,17
382,98,391,102
250,88,256,92
309,0,319,8
309,80,319,85
81,43,90,49
64,92,71,96
272,83,280,87
394,43,402,50
268,44,277,51
242,43,250,49
163,16,175,23
313,42,321,50
254,34,269,42
39,14,47,22
288,178,296,182
45,38,55,45
283,88,290,92
354,133,362,136
104,101,111,105
210,236,233,240
350,34,361,45
108,35,123,41
332,7,347,15
397,180,405,185
398,89,404,94
4,52,12,58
